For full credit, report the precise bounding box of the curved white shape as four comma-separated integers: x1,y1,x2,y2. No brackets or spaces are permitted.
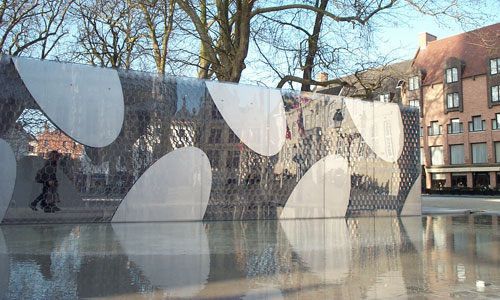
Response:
112,223,209,297
344,98,404,162
205,81,286,156
401,216,424,252
0,139,16,221
281,155,350,219
112,147,212,222
13,57,124,147
401,174,422,216
280,219,351,283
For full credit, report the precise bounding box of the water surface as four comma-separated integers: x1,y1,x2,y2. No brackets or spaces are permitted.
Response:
1,216,499,299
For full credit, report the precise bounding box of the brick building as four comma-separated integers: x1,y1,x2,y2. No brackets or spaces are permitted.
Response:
404,23,500,190
319,23,500,190
36,123,84,159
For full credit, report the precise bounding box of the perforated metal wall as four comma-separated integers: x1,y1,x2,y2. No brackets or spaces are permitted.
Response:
0,56,420,224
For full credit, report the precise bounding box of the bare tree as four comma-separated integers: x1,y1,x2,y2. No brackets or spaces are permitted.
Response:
0,0,74,59
126,0,178,75
176,0,486,91
72,0,145,69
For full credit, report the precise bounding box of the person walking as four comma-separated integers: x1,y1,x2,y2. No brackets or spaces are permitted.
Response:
30,151,62,213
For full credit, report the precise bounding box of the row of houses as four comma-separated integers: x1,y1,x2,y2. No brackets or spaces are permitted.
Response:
318,23,500,191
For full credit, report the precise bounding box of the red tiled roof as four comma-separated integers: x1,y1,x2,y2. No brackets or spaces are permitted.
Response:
413,23,500,85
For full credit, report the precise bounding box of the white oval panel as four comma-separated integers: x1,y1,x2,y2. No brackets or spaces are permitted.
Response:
344,98,404,162
13,57,124,147
280,219,351,283
281,155,350,219
205,81,286,156
0,139,16,221
112,223,209,297
112,147,212,222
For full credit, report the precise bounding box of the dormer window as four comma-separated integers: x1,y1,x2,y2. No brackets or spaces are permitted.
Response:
408,76,419,91
447,93,459,108
490,58,500,75
492,85,500,102
446,67,458,83
379,93,389,102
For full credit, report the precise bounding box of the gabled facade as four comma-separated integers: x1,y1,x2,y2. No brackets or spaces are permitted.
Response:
406,23,500,190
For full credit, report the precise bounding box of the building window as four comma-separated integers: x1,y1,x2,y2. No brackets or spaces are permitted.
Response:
211,104,222,119
451,173,467,189
379,93,389,102
431,173,446,190
408,76,419,91
228,130,238,144
471,143,487,164
492,114,500,130
490,58,500,75
495,142,500,162
447,119,463,134
446,67,458,83
420,148,425,165
446,93,459,109
492,85,500,102
473,172,490,189
469,116,486,132
226,150,240,169
420,127,423,137
409,99,419,109
450,144,465,165
208,128,222,144
428,121,442,136
430,146,443,166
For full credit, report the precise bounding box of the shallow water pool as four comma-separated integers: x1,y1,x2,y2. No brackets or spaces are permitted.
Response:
1,215,499,299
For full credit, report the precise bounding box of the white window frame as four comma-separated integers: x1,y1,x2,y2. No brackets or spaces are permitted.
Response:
492,85,500,102
490,58,500,75
446,67,458,83
379,93,389,102
447,92,459,108
408,76,419,91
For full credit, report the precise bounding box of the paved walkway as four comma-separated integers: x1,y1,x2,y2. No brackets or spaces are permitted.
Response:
422,194,500,215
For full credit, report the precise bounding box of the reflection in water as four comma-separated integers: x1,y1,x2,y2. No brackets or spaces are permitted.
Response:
0,216,499,299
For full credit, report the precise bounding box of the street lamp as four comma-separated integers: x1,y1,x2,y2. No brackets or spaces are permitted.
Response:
332,108,343,131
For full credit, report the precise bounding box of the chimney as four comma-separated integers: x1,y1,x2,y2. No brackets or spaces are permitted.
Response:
418,32,437,49
317,72,328,82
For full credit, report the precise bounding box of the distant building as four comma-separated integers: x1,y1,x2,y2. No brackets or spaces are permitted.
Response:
36,123,84,159
316,60,413,104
